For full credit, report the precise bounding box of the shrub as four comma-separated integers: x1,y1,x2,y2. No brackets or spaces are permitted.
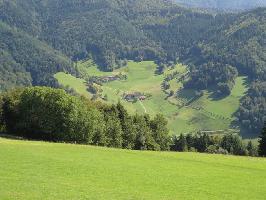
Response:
206,145,218,154
189,147,197,152
216,147,229,155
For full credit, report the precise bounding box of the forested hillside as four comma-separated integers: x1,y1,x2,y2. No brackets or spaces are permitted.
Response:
0,0,265,135
143,7,266,134
195,9,266,132
0,22,74,91
0,0,171,71
174,0,266,11
1,0,265,83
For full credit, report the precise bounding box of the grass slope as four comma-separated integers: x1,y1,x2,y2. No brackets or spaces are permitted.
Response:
54,72,90,98
171,77,249,133
55,60,248,135
0,138,266,200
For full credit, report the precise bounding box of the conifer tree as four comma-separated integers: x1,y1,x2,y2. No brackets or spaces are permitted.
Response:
258,124,266,156
150,114,171,151
180,134,188,152
247,141,258,157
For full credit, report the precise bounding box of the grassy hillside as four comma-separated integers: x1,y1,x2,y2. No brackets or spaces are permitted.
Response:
0,137,265,200
55,60,248,135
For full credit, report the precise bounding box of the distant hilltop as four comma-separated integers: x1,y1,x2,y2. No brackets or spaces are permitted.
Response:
173,0,266,11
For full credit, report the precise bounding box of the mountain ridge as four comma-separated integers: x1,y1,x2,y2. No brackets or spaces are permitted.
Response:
173,0,266,11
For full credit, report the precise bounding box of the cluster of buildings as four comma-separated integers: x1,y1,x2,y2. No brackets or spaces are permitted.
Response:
123,92,147,102
101,75,120,83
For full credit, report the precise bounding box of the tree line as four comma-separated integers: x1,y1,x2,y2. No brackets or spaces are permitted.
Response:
171,125,266,157
237,82,266,134
171,132,258,156
0,87,170,151
172,124,266,157
0,86,265,157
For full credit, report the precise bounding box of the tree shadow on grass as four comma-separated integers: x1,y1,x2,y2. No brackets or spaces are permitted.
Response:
0,133,25,140
206,86,228,101
209,91,227,101
178,89,196,100
207,77,250,101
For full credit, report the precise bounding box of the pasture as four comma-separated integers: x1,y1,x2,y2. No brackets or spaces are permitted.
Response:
54,60,248,135
0,138,265,200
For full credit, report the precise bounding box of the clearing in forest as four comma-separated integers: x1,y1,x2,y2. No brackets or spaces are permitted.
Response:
55,60,248,135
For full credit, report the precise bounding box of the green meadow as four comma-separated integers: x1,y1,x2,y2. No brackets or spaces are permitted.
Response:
54,72,90,98
0,138,265,200
55,60,248,135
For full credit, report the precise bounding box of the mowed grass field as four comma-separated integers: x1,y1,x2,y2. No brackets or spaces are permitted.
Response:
54,60,248,135
0,138,266,200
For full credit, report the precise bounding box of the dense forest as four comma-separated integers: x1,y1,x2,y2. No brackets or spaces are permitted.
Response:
0,22,74,90
0,0,265,135
237,82,266,133
1,0,265,82
173,0,266,11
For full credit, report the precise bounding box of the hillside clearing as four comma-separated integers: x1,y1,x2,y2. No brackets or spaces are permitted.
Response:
54,60,248,135
54,72,90,98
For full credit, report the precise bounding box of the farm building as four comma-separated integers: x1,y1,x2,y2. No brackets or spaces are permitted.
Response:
101,75,120,82
139,96,146,101
124,92,147,102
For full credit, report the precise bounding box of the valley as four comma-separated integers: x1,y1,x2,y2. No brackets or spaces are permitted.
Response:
0,0,265,137
0,1,265,199
55,60,248,135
